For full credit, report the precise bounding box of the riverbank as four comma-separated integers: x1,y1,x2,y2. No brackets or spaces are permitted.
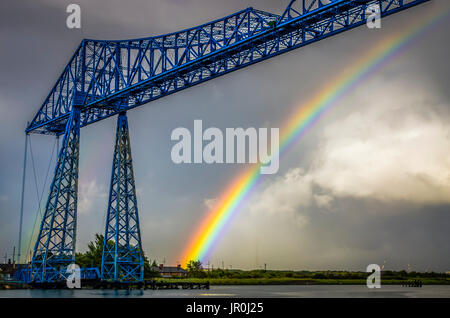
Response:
0,282,30,290
156,277,450,285
2,277,449,289
0,280,209,290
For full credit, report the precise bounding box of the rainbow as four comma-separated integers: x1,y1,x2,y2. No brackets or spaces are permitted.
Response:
180,2,449,266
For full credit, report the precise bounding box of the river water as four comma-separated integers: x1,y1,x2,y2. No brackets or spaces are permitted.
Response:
1,285,450,298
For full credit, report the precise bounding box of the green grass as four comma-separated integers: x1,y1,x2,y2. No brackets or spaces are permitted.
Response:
155,277,450,286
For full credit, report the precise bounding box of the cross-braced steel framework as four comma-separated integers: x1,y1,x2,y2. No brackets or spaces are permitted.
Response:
101,112,144,282
30,107,81,283
22,0,429,283
25,0,429,137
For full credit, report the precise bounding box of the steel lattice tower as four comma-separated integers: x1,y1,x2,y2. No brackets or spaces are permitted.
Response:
101,112,144,282
30,107,81,282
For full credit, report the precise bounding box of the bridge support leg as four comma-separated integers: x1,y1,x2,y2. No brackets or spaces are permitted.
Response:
30,107,81,283
101,111,144,282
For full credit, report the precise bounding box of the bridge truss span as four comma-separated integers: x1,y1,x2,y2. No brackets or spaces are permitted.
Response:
26,0,429,136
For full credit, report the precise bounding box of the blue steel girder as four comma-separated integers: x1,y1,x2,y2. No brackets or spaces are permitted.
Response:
26,0,429,136
101,112,144,282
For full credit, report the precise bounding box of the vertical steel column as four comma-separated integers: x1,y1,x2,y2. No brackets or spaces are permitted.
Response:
30,107,81,283
101,111,144,282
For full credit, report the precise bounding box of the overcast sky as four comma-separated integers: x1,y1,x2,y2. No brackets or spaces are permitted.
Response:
0,0,449,272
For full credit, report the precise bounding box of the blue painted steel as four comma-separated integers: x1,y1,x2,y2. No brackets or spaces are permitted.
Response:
30,107,81,282
14,267,31,282
101,112,144,282
82,267,101,280
25,0,429,136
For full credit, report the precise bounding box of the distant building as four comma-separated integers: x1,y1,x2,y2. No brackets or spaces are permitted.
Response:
151,264,187,278
0,263,16,275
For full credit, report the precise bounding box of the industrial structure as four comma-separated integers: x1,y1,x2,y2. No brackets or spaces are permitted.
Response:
18,0,429,283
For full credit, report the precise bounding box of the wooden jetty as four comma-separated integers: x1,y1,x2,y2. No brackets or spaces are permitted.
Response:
401,280,423,288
